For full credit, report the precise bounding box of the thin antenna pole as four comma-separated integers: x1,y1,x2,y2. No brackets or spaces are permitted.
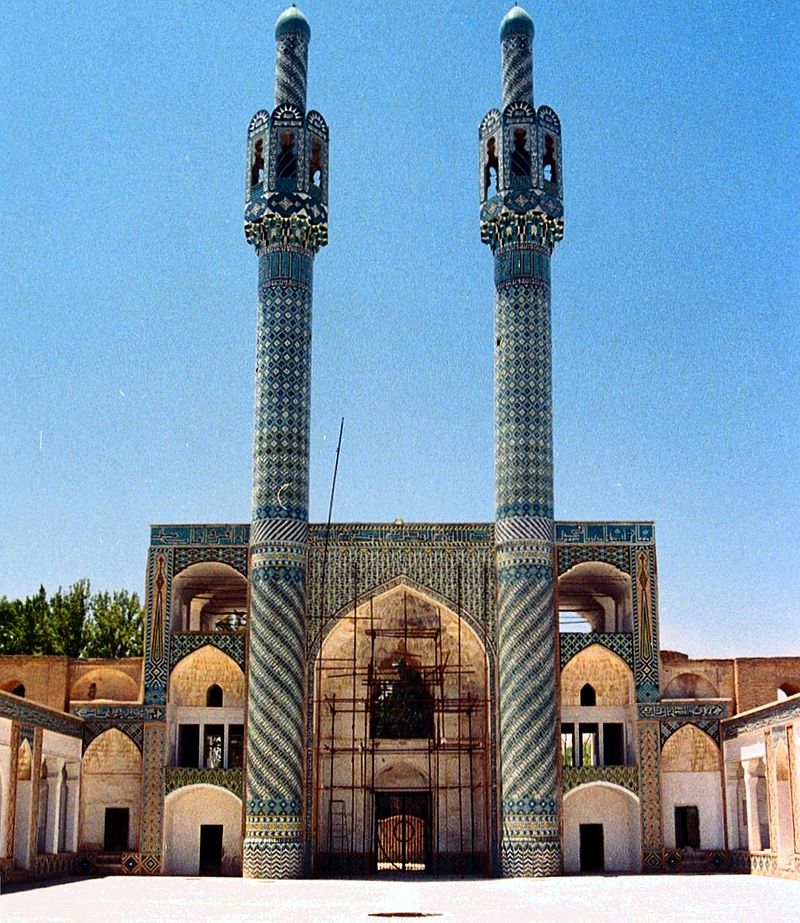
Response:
326,417,345,530
319,416,345,622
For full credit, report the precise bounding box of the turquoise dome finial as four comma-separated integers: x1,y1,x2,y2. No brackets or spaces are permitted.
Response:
500,5,534,41
275,5,311,41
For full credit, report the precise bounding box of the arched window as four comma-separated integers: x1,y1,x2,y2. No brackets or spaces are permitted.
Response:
250,138,265,186
484,137,499,197
511,128,531,176
276,132,297,179
12,683,25,697
777,683,800,701
580,683,596,706
371,658,434,740
206,684,223,708
309,138,322,187
543,134,558,184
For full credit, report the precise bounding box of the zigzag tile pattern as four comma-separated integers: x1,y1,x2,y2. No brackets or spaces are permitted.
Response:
501,840,561,877
243,838,303,878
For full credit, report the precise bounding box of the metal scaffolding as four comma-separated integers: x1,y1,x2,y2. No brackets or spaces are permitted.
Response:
312,566,490,875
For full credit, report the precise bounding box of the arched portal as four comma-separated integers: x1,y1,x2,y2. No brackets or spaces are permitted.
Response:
563,782,641,873
312,584,490,875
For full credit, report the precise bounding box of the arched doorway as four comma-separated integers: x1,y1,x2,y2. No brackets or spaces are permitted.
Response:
563,782,641,873
163,784,243,876
311,584,490,875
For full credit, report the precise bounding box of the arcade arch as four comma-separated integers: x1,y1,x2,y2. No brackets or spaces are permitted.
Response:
171,562,247,633
558,562,632,633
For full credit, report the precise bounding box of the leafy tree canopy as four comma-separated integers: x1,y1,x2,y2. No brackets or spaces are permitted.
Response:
0,582,143,659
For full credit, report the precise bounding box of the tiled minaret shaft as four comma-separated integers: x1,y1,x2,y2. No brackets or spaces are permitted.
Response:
479,6,564,877
242,6,328,879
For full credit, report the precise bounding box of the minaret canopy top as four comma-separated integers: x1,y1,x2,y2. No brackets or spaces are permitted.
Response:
500,5,534,40
275,5,311,40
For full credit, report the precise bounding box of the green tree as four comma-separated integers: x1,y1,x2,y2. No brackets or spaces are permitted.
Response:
83,590,144,658
0,596,23,653
9,586,52,654
47,580,91,657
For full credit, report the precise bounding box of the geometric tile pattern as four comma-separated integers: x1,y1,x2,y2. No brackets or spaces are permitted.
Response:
494,277,554,521
169,632,245,671
275,33,308,112
306,526,497,645
559,631,634,670
121,853,163,876
140,722,166,857
173,545,248,578
723,694,800,739
164,767,243,800
496,552,561,876
83,720,143,753
562,765,639,795
244,563,306,879
143,548,171,704
303,531,499,868
660,718,720,747
637,721,663,859
0,691,83,739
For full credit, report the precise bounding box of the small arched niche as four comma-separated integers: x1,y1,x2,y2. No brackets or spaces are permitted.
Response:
777,682,800,701
206,683,223,708
663,672,719,699
171,562,247,633
1,679,26,697
558,562,632,633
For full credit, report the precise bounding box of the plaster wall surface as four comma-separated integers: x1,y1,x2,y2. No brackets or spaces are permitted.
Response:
562,783,640,872
661,771,725,849
163,785,242,875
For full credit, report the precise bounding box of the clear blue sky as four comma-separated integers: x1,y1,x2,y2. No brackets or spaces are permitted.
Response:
1,2,798,658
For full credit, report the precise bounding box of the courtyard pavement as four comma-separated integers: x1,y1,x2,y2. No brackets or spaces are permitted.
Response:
2,874,798,922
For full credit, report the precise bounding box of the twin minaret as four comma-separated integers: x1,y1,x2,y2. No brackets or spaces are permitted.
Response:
243,6,563,878
480,7,564,877
242,6,327,878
